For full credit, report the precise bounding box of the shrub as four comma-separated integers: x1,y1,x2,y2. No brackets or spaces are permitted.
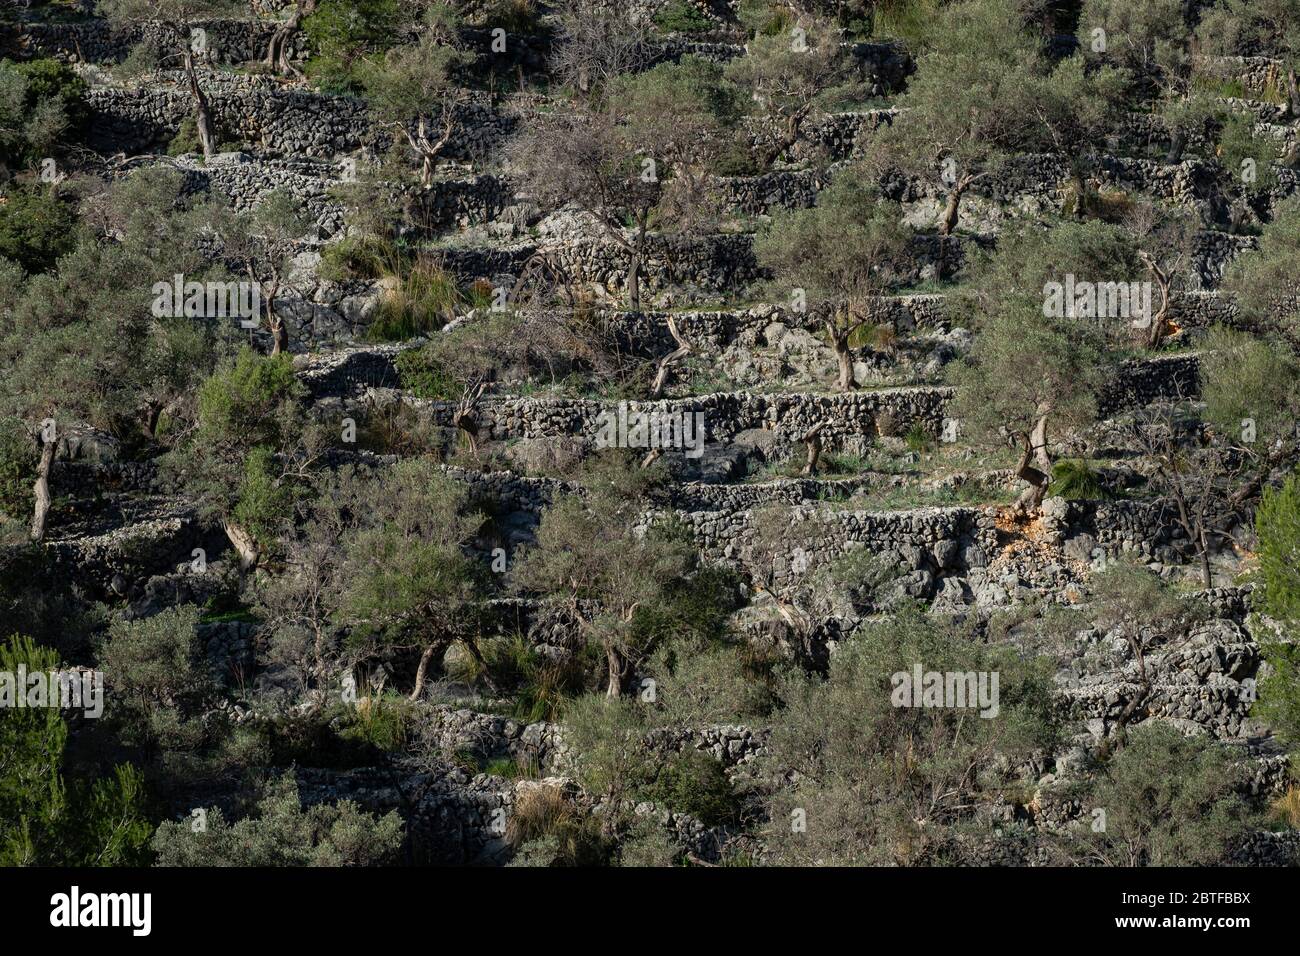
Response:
654,0,713,35
0,57,87,168
1069,722,1253,866
637,749,739,827
232,445,297,551
317,234,399,282
0,185,77,274
196,347,302,449
0,415,35,524
303,0,403,94
0,634,152,865
152,772,404,865
395,345,461,400
483,0,545,35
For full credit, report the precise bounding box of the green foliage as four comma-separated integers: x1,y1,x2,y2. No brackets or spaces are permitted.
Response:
340,693,414,752
366,260,465,341
0,415,35,524
629,560,744,652
0,57,87,169
1199,326,1300,446
359,6,474,160
949,301,1103,449
1049,459,1105,500
1086,558,1207,637
636,749,739,826
184,347,311,543
0,634,152,865
95,605,218,765
561,694,650,812
166,115,204,156
481,633,586,723
506,782,610,866
755,172,912,314
317,234,398,282
0,184,77,274
1256,637,1300,748
762,608,1060,865
872,0,1124,232
483,0,546,35
1,168,238,453
152,772,404,865
395,343,461,400
904,422,932,453
1070,722,1253,866
1255,470,1300,747
724,14,852,169
1222,198,1300,332
1194,0,1300,65
869,0,948,46
649,636,773,726
302,0,404,94
1217,111,1280,196
335,457,490,686
654,0,713,34
967,219,1144,314
196,347,303,449
1258,469,1300,627
1078,0,1193,82
232,445,296,547
512,478,696,695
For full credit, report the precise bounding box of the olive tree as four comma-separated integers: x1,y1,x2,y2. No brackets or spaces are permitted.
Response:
334,457,493,701
217,190,313,355
508,56,739,309
762,608,1059,866
511,461,696,697
724,10,853,170
754,173,911,391
1221,196,1300,337
99,0,244,161
871,0,1122,236
950,220,1130,512
0,169,233,541
950,302,1104,513
361,3,475,185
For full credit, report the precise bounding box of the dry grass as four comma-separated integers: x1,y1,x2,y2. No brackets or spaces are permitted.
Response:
1270,787,1300,828
505,783,577,847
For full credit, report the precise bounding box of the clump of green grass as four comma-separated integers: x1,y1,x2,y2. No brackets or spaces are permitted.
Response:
1048,459,1107,501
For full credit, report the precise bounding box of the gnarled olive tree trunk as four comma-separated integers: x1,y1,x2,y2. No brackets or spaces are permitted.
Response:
183,49,216,161
263,0,315,76
29,424,57,543
1013,414,1053,514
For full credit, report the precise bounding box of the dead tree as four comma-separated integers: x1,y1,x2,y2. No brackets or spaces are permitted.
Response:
453,376,489,453
649,315,692,398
